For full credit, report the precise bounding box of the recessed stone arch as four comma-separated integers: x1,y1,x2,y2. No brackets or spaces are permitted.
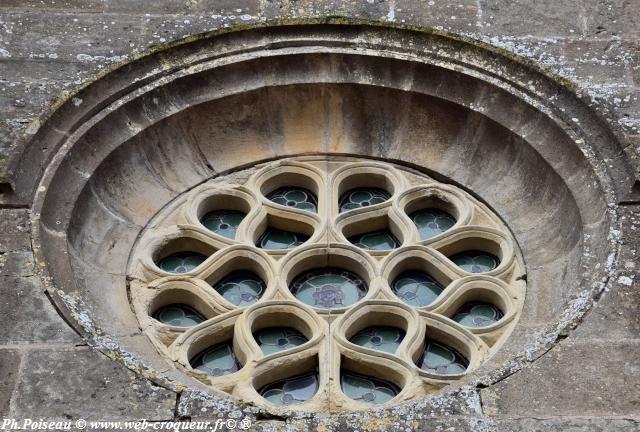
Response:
9,22,631,419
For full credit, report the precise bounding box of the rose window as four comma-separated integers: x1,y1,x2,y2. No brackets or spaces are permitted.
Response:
128,157,526,412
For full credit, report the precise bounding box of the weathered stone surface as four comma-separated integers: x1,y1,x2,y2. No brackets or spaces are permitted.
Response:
10,348,176,420
3,0,258,15
1,12,145,61
0,209,29,233
0,58,88,83
0,0,104,11
179,386,483,420
251,416,640,432
0,276,79,343
481,340,640,416
560,39,635,86
632,62,640,88
259,0,404,23
580,0,640,39
0,79,69,167
0,0,637,429
0,349,20,417
106,0,260,14
574,205,639,340
623,135,640,181
479,0,639,38
493,418,640,432
0,209,30,252
0,251,34,277
0,1,637,174
478,0,588,37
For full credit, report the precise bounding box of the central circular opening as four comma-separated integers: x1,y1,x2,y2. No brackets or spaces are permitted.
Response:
290,268,368,310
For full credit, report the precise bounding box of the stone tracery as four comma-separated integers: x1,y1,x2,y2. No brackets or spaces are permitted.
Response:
128,156,526,411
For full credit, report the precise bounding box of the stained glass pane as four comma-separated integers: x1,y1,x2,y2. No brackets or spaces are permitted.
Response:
153,304,205,327
348,230,400,250
340,371,400,404
290,268,367,309
450,251,500,273
257,228,309,250
453,302,504,328
201,210,246,239
417,340,469,375
158,252,206,273
411,209,456,240
339,188,391,213
266,187,318,213
258,371,319,405
392,271,444,307
190,341,241,377
214,271,265,306
349,326,405,353
254,327,309,355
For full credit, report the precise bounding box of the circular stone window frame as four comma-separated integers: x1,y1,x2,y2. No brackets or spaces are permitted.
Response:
10,21,632,421
127,157,526,412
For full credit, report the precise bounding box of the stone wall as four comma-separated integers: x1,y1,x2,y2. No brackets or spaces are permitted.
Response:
0,1,638,431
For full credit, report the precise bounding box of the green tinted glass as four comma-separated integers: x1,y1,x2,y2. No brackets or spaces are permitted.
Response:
267,187,318,213
339,188,391,213
190,342,241,377
392,271,444,307
214,271,266,306
254,327,309,355
158,252,206,273
257,228,309,250
453,302,504,328
341,371,400,404
417,340,468,375
450,251,500,273
201,210,246,239
348,230,400,250
259,371,319,405
411,209,456,240
349,326,405,353
153,304,205,327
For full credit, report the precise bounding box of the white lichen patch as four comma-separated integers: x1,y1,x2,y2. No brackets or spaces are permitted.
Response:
617,275,634,286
